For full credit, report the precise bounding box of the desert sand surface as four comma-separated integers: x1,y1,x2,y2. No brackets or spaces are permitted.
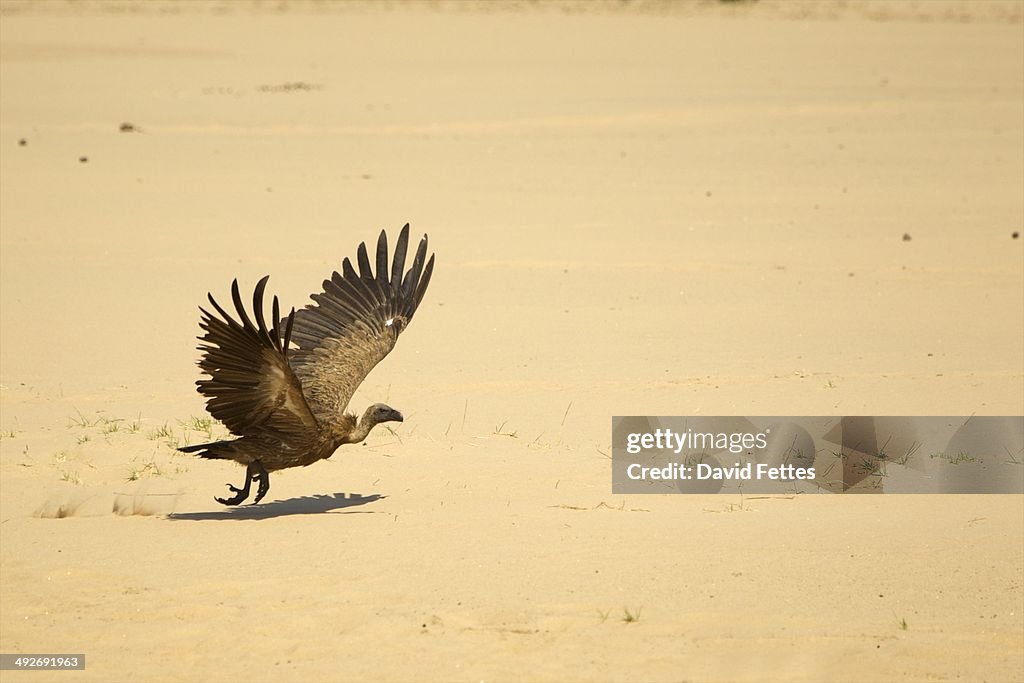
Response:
1,2,1023,682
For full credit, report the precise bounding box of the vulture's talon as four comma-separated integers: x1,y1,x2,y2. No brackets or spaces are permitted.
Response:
215,484,246,505
251,463,270,504
215,493,245,506
213,461,264,506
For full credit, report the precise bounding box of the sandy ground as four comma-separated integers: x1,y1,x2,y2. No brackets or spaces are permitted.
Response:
1,2,1022,682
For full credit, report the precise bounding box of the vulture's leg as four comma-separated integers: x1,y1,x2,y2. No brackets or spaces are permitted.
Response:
251,460,270,505
215,461,261,506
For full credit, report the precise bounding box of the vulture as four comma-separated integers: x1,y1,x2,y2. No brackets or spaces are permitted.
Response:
178,224,434,505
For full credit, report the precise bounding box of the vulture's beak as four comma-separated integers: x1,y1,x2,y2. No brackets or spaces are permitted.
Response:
389,410,405,423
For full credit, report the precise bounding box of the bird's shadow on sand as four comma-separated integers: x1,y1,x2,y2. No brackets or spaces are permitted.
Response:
167,492,384,521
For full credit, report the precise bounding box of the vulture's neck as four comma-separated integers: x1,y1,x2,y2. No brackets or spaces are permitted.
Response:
345,413,377,444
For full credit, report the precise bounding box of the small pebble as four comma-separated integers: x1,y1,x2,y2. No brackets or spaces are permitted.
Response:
902,233,912,241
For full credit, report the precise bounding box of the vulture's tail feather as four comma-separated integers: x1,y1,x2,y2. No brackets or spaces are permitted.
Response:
178,439,236,460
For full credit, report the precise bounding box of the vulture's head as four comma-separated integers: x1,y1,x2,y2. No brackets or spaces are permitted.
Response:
363,402,404,428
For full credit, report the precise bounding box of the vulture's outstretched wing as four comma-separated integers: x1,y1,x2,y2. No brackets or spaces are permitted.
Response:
196,276,320,441
288,224,434,426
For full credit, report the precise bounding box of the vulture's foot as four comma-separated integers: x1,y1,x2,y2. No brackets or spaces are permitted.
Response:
215,461,266,506
251,461,270,505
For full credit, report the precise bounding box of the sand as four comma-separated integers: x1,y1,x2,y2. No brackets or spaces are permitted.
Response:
1,2,1022,681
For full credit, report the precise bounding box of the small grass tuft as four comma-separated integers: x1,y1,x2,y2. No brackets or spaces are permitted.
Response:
68,409,96,428
493,420,518,438
150,423,174,440
622,607,642,624
181,415,215,440
126,459,164,481
149,423,180,449
101,418,123,434
931,450,977,465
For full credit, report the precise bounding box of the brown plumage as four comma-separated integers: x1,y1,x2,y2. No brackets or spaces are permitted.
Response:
178,224,434,505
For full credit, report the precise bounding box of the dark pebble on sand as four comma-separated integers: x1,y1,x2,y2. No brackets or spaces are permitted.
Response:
902,233,912,241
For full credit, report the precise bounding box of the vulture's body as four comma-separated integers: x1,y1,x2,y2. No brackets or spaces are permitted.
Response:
179,224,434,505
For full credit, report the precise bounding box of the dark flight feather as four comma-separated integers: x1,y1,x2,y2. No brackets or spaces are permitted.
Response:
288,223,434,424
